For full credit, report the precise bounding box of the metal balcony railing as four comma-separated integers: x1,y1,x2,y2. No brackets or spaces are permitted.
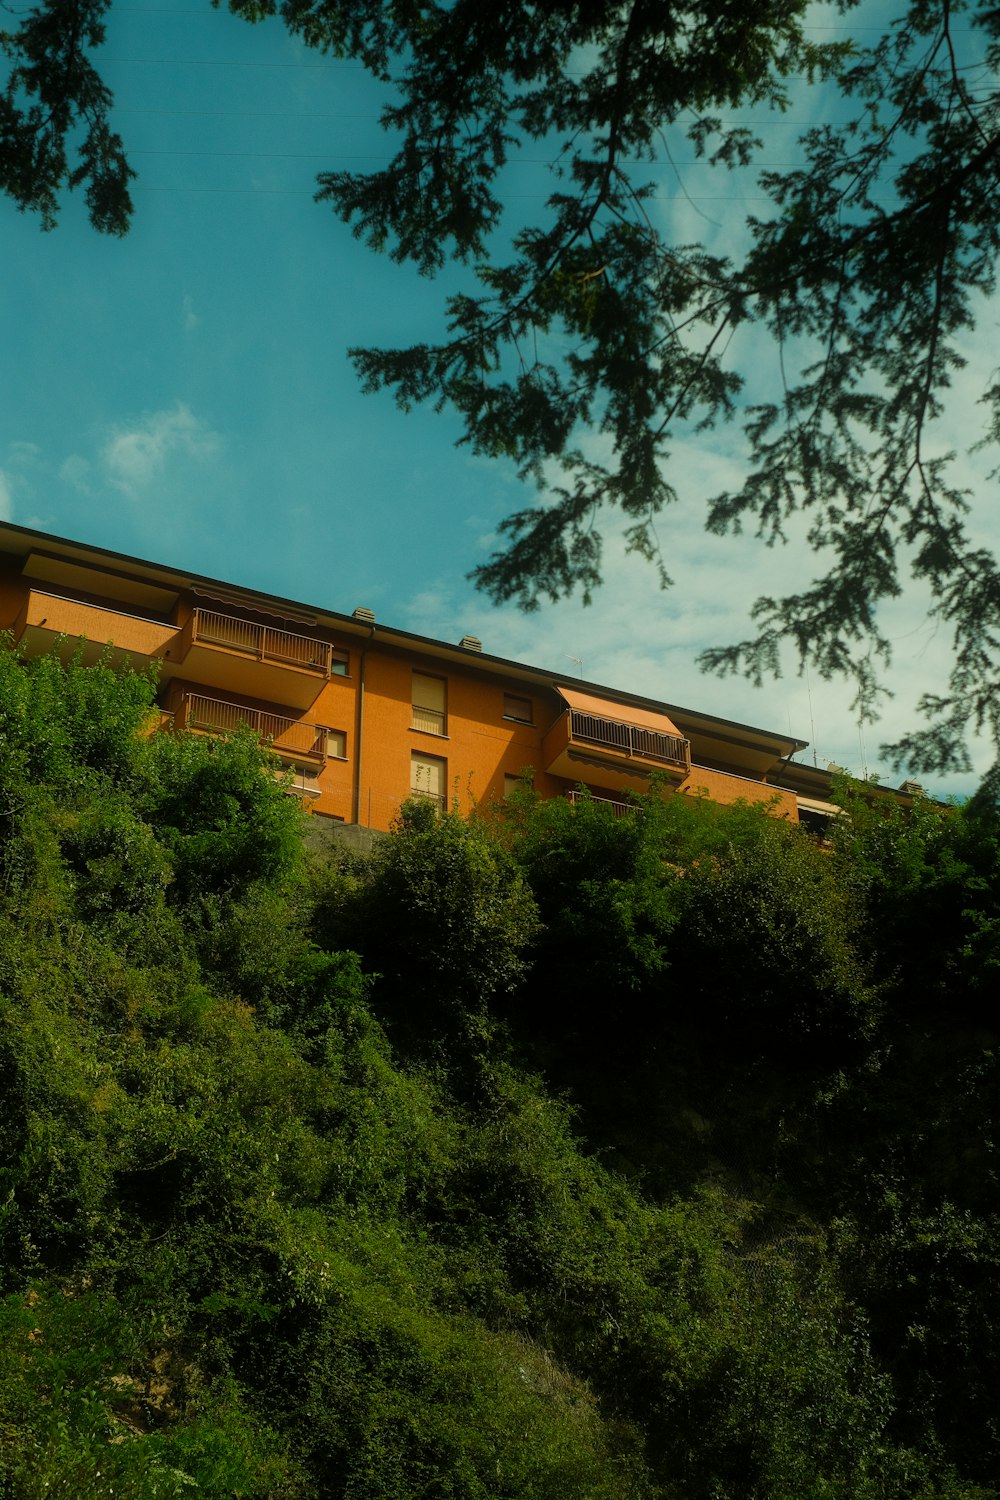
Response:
566,790,638,817
412,704,446,735
569,709,689,769
408,787,447,812
181,693,326,761
191,608,335,675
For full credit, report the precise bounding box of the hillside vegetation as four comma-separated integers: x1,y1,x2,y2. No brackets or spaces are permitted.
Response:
1,645,998,1498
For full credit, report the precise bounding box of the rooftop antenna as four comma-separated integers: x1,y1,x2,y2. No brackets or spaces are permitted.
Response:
565,654,584,679
804,661,818,767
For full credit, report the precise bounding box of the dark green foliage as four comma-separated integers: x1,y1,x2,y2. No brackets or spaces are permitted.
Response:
772,790,1000,1486
138,726,303,901
667,802,876,1070
500,785,1000,1487
507,789,679,1014
0,0,133,235
495,790,875,1185
833,786,1000,1025
61,800,173,921
314,799,539,1055
1,643,998,1495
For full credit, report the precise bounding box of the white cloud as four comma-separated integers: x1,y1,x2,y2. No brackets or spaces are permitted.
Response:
405,587,455,629
59,454,93,493
101,404,221,497
182,294,200,335
0,470,13,522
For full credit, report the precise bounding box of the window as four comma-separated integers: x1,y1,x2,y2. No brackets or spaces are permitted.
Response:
412,672,447,735
330,648,349,676
411,751,447,811
325,729,347,759
503,693,533,724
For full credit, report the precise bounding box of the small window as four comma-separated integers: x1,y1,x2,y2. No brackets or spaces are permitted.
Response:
325,729,347,759
503,693,533,724
330,649,349,676
411,751,447,811
412,672,447,735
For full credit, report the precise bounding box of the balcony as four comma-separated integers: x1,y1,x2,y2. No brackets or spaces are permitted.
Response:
13,588,178,666
175,692,328,770
681,765,798,818
543,694,690,794
168,608,344,708
565,790,639,818
569,709,688,768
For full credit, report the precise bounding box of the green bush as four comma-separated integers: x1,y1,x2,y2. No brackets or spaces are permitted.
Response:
1,637,998,1496
138,727,304,901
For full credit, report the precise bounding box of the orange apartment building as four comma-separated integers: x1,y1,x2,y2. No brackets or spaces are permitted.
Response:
0,520,887,835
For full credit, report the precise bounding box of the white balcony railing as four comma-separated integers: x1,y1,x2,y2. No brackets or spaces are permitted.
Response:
181,693,327,762
191,608,339,676
412,704,446,735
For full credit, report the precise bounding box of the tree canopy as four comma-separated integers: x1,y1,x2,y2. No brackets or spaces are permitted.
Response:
6,0,1000,778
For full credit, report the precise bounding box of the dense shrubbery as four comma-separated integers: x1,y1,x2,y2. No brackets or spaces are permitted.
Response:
0,643,998,1496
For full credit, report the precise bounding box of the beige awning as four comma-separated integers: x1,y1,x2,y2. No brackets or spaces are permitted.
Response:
191,586,317,627
795,795,845,818
555,685,684,740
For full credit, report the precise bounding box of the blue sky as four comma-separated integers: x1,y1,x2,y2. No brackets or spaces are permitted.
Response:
2,1,996,795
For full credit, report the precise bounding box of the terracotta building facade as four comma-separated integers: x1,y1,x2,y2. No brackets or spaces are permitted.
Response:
0,521,858,833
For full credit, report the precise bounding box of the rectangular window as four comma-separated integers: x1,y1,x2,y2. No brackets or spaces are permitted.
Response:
325,729,347,759
411,751,447,811
412,672,447,735
503,693,533,724
330,648,349,676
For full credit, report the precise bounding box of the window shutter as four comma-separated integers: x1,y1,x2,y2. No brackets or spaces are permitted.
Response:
412,673,447,734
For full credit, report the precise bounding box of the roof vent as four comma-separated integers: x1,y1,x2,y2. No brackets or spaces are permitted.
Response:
459,634,482,652
352,606,375,624
827,762,847,774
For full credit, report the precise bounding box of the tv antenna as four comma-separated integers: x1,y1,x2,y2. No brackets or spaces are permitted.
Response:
805,661,818,767
565,655,584,678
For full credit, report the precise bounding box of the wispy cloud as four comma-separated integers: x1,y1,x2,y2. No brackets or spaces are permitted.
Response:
59,454,94,495
101,403,221,497
182,294,200,335
0,470,13,522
